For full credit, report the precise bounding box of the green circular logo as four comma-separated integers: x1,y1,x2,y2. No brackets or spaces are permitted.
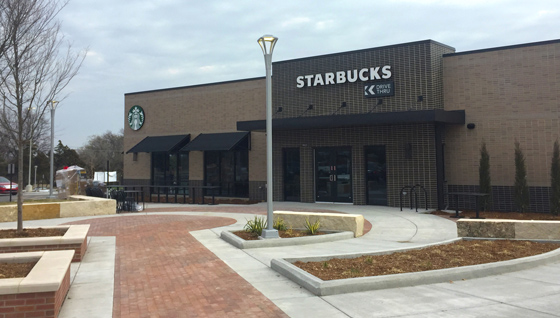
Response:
128,105,145,131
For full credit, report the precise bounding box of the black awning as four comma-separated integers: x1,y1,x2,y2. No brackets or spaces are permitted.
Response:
126,134,190,153
236,109,466,131
181,132,249,152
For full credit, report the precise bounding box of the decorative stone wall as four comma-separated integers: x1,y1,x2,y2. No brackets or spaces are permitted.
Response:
457,219,560,240
274,211,364,237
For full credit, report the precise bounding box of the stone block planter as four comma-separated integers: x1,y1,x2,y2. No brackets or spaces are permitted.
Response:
457,219,560,240
0,225,90,262
274,211,365,237
0,250,74,318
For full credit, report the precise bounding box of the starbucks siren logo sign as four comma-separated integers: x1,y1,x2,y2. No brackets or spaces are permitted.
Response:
128,105,145,130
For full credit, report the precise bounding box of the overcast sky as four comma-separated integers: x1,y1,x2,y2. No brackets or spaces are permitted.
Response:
55,0,559,149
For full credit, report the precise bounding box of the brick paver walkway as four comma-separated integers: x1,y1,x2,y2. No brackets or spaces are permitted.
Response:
66,215,288,318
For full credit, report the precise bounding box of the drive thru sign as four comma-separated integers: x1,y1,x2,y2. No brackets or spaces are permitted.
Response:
364,81,395,98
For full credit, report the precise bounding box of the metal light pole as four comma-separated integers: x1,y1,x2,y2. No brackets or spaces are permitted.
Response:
25,138,33,192
34,165,38,190
48,100,58,199
258,34,279,239
25,107,36,192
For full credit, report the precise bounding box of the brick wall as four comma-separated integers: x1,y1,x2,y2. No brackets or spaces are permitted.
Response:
444,40,560,212
124,78,266,182
0,241,86,262
0,267,70,318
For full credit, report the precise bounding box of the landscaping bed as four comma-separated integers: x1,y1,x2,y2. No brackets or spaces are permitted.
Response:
0,225,90,262
0,251,74,318
221,229,354,249
293,240,559,280
0,262,35,278
432,210,560,220
0,227,67,239
233,229,328,240
271,238,560,296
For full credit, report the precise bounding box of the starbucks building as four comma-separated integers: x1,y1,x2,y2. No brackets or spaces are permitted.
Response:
123,39,560,212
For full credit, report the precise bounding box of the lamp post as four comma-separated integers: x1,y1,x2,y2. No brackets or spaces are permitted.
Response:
258,34,279,239
25,107,36,192
34,165,38,190
48,100,58,199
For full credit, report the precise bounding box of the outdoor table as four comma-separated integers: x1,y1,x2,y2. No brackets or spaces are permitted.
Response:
123,190,144,211
189,186,221,205
448,192,489,219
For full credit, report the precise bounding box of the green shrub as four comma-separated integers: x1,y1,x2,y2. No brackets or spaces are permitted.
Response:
514,141,530,212
243,216,267,236
273,217,288,231
551,140,560,215
304,218,320,235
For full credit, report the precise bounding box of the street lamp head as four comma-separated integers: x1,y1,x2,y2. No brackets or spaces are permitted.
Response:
258,34,278,56
48,100,58,110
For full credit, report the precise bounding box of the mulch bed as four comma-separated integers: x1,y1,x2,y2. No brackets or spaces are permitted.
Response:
0,228,67,239
294,240,560,280
0,262,36,279
0,228,66,279
432,210,560,221
233,230,327,241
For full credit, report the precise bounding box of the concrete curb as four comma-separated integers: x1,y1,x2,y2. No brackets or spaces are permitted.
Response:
271,238,560,296
220,230,354,249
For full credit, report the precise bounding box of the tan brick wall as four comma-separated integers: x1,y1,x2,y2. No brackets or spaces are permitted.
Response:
444,42,560,186
124,78,265,182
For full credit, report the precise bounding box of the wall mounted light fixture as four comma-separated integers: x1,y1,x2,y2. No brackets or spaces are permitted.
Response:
299,104,314,117
331,101,347,115
467,123,476,129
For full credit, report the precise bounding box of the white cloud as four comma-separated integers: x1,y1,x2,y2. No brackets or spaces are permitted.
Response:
281,17,312,28
49,0,560,148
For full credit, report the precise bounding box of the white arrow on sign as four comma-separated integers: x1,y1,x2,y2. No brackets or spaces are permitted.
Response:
364,85,376,96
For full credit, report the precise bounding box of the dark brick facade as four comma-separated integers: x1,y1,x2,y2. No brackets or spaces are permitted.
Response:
272,40,455,118
269,40,455,207
272,124,438,207
447,184,552,213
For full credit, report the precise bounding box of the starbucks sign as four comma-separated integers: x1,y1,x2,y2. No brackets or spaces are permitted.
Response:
128,105,145,131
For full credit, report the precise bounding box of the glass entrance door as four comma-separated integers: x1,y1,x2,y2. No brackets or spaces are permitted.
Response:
283,148,300,201
315,147,352,203
365,146,387,205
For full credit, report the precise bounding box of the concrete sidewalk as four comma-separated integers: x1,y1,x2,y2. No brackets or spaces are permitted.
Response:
2,202,559,317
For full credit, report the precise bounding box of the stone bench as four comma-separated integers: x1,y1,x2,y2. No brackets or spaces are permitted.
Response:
457,219,560,240
274,211,364,237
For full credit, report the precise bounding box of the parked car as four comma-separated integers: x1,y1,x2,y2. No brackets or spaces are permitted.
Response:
0,176,18,194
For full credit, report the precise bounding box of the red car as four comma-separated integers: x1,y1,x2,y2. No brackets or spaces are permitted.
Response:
0,176,18,195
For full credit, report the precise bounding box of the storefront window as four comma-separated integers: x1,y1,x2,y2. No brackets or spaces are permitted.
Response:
151,152,189,189
152,152,167,186
204,150,248,197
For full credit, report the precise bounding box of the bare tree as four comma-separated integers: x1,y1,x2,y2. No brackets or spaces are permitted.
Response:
0,0,86,232
78,130,124,180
